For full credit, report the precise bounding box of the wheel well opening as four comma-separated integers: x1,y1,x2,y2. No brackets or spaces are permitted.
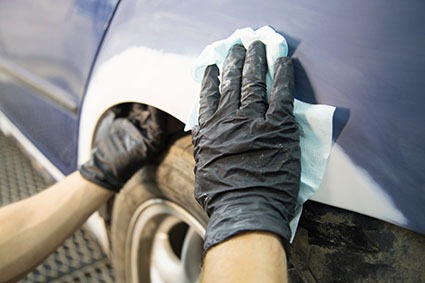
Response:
93,102,186,226
93,102,186,148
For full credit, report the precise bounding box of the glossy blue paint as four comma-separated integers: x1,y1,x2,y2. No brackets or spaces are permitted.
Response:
0,0,119,174
100,0,425,234
0,74,78,174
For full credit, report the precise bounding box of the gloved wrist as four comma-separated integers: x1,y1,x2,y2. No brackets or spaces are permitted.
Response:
78,118,148,193
79,158,125,193
202,189,294,253
79,107,166,193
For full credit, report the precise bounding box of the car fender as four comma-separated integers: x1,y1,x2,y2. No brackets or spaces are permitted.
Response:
78,45,198,165
79,0,423,234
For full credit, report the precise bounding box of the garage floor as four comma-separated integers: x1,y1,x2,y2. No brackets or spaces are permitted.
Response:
0,131,115,282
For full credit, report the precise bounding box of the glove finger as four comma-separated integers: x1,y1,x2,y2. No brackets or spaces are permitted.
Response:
199,64,220,126
146,106,166,136
219,44,246,114
147,106,166,125
110,118,147,181
266,57,295,123
240,41,268,117
126,104,166,142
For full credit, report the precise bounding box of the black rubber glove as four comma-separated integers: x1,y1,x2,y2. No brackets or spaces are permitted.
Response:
192,41,301,252
80,105,166,192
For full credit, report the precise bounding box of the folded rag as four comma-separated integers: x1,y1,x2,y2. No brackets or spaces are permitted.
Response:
186,26,335,241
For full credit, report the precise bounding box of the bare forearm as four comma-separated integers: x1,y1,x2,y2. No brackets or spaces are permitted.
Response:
201,232,288,283
0,171,113,282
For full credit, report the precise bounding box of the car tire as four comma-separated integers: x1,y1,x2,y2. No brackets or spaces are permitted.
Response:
111,135,208,283
109,132,425,283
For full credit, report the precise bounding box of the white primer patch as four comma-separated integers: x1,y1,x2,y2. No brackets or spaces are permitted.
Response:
313,144,407,226
78,46,198,165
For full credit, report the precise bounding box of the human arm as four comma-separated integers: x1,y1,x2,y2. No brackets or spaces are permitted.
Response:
192,41,301,282
201,232,287,283
0,172,112,282
0,105,166,282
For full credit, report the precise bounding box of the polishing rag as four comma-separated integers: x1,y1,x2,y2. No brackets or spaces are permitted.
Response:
186,26,335,241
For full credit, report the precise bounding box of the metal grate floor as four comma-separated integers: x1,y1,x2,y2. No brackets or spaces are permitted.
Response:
0,131,115,282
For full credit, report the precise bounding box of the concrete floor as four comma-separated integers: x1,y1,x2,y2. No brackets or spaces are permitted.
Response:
0,131,115,282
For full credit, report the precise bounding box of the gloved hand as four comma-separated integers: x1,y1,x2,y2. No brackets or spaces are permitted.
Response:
192,41,301,252
80,105,166,192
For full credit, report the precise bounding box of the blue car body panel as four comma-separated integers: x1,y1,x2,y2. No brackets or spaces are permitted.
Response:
0,0,119,174
97,0,425,234
0,0,424,234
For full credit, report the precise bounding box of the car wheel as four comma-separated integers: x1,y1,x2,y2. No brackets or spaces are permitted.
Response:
111,135,208,283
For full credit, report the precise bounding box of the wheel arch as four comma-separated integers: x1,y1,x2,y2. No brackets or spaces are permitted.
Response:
77,0,202,166
77,44,199,166
78,98,187,167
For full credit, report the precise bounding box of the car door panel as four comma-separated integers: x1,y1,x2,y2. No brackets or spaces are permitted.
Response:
0,0,119,174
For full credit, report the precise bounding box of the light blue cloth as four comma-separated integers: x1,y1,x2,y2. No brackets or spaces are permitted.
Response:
186,26,335,241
